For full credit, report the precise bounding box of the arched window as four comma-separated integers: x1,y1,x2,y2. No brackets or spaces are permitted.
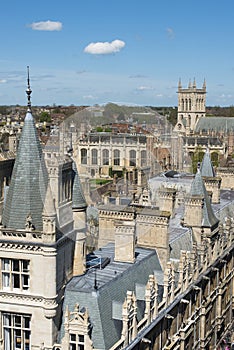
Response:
91,149,98,165
185,99,188,111
102,149,109,165
188,115,191,127
81,148,87,165
141,150,147,167
181,99,184,110
129,150,136,166
113,149,120,166
189,98,191,110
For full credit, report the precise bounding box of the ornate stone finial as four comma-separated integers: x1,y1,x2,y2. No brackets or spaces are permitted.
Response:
25,213,35,231
26,66,32,110
178,78,182,90
193,77,196,88
203,78,206,90
188,79,192,88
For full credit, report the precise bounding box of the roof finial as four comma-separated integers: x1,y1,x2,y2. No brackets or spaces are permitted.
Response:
26,66,32,110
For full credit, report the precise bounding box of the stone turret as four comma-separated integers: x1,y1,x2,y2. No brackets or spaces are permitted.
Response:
72,160,87,231
72,160,87,276
183,168,219,244
42,183,56,242
200,148,221,203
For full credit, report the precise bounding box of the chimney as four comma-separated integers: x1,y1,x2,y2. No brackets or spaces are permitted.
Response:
114,220,136,263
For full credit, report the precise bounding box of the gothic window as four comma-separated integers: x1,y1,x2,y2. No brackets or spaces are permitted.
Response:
113,149,120,166
2,313,31,350
189,99,191,110
91,149,98,165
102,149,109,165
141,150,147,167
1,259,30,291
181,99,184,110
185,99,188,111
188,115,191,127
81,149,87,165
129,150,136,166
69,334,85,350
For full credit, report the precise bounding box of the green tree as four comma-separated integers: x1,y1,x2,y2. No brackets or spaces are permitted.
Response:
191,147,204,173
39,111,51,123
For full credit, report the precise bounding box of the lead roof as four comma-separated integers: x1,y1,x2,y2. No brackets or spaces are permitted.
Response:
2,110,48,230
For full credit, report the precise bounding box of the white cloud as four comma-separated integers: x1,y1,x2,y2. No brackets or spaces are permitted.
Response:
0,79,7,83
83,95,96,100
136,86,154,91
29,20,62,31
84,39,125,55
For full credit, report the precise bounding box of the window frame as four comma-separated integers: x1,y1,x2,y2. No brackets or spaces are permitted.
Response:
2,312,31,350
1,258,30,291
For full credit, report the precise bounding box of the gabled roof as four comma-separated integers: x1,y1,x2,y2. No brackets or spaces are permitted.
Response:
72,160,87,210
2,110,48,230
200,148,215,177
190,169,219,228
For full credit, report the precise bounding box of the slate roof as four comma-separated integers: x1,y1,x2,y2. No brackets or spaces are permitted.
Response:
60,244,163,349
200,148,215,177
72,160,87,210
2,110,48,230
190,169,219,227
195,116,234,132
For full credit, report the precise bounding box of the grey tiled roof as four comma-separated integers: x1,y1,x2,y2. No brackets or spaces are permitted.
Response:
190,169,219,227
2,110,48,230
60,244,163,349
72,160,87,209
195,116,234,132
200,149,215,177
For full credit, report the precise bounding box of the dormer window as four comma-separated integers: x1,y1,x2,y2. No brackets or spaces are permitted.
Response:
69,334,84,350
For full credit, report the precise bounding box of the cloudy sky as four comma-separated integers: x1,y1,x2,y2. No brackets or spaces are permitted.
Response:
1,0,234,106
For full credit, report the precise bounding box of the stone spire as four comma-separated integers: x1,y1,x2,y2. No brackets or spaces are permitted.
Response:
190,168,218,228
203,78,206,90
193,77,196,88
178,78,182,90
200,148,215,178
2,68,48,230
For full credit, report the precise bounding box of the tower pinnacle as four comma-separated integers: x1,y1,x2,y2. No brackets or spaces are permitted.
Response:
26,66,32,110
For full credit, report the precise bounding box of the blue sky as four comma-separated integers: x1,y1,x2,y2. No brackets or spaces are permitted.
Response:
1,0,234,106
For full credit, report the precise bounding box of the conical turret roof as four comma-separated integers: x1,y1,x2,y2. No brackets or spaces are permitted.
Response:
200,148,215,177
72,160,87,210
2,72,48,230
190,168,218,228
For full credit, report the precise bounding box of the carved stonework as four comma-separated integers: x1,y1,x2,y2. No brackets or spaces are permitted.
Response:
122,291,137,346
144,274,158,324
61,304,93,350
163,261,175,305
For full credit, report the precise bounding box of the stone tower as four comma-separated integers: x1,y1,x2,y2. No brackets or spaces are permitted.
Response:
0,69,77,349
175,78,206,134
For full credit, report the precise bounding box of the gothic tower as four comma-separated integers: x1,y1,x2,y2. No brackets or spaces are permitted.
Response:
175,78,206,134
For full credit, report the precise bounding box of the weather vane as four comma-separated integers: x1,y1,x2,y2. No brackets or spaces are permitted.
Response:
26,66,32,110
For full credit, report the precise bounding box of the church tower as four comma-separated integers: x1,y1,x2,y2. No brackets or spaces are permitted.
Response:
175,78,206,134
